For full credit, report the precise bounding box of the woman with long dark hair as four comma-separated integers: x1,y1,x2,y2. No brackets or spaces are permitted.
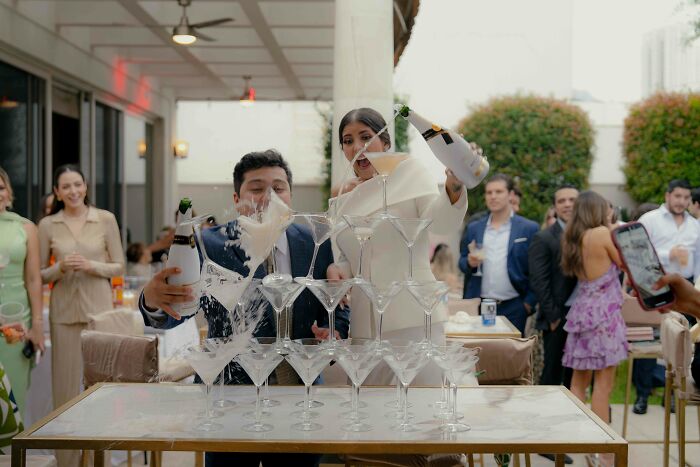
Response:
330,107,469,384
561,191,626,466
38,164,123,467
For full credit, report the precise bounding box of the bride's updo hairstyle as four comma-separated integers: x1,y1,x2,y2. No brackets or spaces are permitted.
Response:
338,108,392,149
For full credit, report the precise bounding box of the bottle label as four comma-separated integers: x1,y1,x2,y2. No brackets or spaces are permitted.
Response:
173,234,195,248
421,127,453,145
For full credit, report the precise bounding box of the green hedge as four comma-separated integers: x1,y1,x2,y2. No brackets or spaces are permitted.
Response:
458,95,594,222
623,92,700,203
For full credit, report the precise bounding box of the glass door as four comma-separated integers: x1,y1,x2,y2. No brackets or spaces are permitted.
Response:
0,60,45,221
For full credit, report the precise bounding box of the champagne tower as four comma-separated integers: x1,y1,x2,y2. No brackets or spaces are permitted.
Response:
165,198,201,316
396,105,489,189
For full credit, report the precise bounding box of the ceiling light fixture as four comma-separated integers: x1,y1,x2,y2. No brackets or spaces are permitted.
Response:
239,76,255,107
172,15,197,45
171,0,233,46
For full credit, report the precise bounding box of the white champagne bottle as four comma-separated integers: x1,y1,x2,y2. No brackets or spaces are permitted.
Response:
396,104,489,189
165,198,201,316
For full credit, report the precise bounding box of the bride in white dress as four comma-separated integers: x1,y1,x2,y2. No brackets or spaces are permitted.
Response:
330,107,469,385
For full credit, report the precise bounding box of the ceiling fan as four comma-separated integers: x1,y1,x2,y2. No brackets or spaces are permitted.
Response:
172,0,233,45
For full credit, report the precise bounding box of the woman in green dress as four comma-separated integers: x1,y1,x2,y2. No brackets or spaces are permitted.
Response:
0,323,25,454
0,167,45,414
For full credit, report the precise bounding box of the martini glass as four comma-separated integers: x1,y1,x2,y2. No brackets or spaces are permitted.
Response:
193,222,251,314
388,217,433,282
213,281,264,410
383,343,431,432
258,274,304,350
342,214,381,282
406,281,450,350
231,278,263,334
356,280,403,345
251,337,283,409
335,339,384,432
303,279,351,348
207,337,243,411
285,338,334,431
296,212,337,281
432,347,479,432
185,341,238,432
363,152,409,216
431,344,478,418
235,343,284,432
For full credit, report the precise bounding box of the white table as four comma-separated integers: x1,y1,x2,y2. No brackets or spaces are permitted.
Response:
12,383,627,467
444,315,521,338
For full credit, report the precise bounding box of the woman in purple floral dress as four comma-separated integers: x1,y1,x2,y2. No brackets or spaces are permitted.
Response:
561,191,626,431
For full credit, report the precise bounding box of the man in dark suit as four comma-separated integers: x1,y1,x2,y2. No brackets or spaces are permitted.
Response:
459,174,539,334
528,185,579,388
140,150,348,467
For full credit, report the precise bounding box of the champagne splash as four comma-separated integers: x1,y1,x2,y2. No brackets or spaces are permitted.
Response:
234,190,294,272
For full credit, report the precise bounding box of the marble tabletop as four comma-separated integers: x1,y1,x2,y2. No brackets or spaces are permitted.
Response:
13,383,626,466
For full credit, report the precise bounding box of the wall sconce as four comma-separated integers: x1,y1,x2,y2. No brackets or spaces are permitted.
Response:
173,140,189,159
137,139,147,158
0,96,19,109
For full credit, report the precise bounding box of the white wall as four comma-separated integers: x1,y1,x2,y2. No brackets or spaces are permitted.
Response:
124,114,146,184
175,101,329,217
393,0,574,181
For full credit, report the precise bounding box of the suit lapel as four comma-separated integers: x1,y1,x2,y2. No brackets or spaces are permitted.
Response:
507,215,519,253
286,224,310,278
551,221,564,241
476,218,488,244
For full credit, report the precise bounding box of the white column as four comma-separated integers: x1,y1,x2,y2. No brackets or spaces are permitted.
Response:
331,0,394,188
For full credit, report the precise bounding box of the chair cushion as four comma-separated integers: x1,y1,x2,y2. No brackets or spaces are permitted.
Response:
459,336,536,385
81,330,158,387
661,312,693,389
628,341,663,356
447,298,480,317
621,294,664,326
88,308,145,336
158,357,194,382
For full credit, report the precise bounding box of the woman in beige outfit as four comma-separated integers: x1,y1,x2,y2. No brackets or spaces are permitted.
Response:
38,165,123,467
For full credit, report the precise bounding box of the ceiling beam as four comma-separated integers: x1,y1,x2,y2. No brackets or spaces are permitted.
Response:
115,0,235,98
56,23,333,29
91,44,333,50
238,0,305,99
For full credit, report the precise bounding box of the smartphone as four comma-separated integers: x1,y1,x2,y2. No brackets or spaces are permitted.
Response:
612,222,675,310
22,340,35,359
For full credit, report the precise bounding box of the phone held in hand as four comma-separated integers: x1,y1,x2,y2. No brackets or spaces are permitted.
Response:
22,340,35,359
612,222,675,311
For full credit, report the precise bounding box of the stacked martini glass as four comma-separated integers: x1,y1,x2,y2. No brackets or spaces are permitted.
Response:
182,147,479,434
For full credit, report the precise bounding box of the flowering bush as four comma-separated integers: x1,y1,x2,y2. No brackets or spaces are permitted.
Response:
458,95,594,222
623,92,700,203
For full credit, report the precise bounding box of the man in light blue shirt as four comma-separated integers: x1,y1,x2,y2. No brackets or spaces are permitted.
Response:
459,174,539,334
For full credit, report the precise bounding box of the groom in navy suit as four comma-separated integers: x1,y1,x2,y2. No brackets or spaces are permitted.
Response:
140,150,348,467
459,173,538,334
